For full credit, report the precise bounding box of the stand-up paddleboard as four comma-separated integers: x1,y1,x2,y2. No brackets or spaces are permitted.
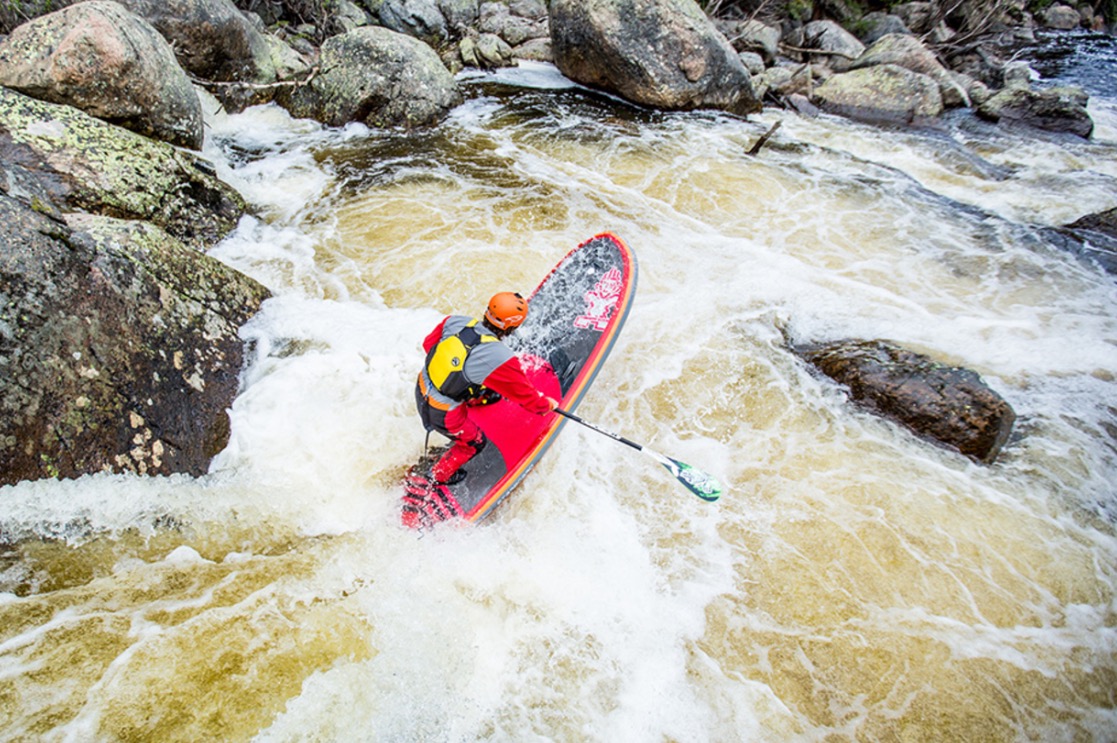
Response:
402,233,637,529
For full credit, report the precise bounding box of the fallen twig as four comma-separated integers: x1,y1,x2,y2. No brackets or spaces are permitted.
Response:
746,120,782,156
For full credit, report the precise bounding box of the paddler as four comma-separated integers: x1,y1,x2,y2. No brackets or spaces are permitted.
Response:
415,291,558,484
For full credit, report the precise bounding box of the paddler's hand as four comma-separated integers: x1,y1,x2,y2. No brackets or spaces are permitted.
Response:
537,396,558,415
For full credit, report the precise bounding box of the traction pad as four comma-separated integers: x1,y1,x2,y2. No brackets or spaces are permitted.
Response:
401,451,466,529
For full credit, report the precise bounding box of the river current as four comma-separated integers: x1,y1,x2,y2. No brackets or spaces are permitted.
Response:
2,36,1117,742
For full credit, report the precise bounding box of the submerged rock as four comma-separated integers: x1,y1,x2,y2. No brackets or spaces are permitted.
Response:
0,195,270,486
550,0,761,116
800,339,1016,464
1049,206,1117,273
0,1,203,149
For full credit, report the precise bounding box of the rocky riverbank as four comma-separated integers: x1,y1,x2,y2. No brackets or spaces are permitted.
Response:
1,0,1113,485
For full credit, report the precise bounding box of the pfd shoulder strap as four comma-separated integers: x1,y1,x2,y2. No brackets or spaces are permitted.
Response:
425,319,496,401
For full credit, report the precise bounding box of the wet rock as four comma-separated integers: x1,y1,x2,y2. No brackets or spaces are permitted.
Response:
812,64,944,127
0,194,270,486
550,0,761,116
277,26,461,129
977,84,1093,138
0,1,203,149
1050,206,1117,273
801,339,1016,464
0,87,244,250
1066,206,1117,236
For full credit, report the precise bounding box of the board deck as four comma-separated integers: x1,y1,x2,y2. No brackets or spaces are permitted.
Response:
402,233,637,528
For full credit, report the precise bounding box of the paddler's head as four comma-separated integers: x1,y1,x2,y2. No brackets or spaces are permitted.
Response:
483,291,527,337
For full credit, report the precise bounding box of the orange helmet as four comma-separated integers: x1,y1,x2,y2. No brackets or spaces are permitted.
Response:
485,291,528,331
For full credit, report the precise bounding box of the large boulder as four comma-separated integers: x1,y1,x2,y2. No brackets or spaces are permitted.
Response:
811,64,944,127
0,87,244,250
550,0,761,116
977,84,1094,138
0,194,270,485
277,26,461,129
116,0,273,81
801,339,1016,464
849,33,970,108
0,1,203,149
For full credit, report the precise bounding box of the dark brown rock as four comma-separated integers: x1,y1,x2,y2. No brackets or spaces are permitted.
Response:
802,339,1016,463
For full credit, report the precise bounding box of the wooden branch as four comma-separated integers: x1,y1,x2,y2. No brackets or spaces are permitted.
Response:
746,120,782,156
189,65,322,92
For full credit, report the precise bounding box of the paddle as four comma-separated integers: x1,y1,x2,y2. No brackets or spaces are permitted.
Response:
554,408,722,502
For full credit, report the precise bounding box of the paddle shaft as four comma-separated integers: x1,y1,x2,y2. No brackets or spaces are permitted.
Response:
553,407,722,502
555,408,646,454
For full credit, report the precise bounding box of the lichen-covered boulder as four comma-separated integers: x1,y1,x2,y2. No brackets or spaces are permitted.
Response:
0,87,244,250
801,339,1016,463
550,0,761,115
850,33,970,108
0,194,270,486
812,64,944,127
0,0,203,149
277,26,462,129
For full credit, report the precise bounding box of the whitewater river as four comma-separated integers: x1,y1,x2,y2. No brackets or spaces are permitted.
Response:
3,39,1117,741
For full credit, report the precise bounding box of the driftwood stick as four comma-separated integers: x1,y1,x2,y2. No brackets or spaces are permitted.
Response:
189,66,322,92
746,120,782,156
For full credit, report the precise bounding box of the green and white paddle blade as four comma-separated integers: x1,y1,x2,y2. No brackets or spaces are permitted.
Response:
654,454,722,502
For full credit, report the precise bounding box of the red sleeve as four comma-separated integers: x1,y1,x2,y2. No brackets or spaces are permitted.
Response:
483,356,552,413
422,317,450,353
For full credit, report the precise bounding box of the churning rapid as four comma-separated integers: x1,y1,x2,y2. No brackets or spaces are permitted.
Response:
2,40,1117,741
